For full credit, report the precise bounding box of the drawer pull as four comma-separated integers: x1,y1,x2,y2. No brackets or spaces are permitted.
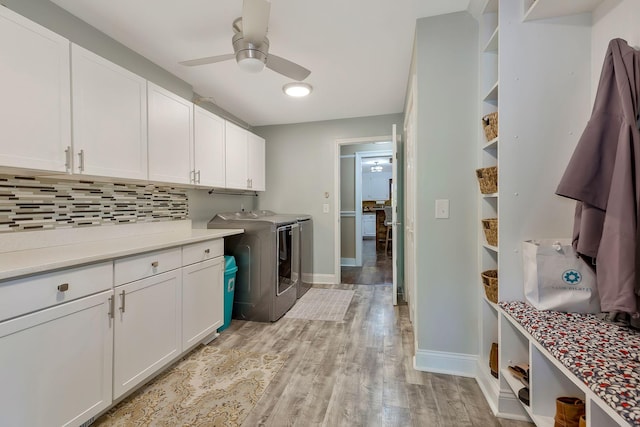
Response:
151,261,159,268
57,283,69,292
204,249,210,254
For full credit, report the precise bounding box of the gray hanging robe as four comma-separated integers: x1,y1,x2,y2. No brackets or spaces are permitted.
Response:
556,38,640,314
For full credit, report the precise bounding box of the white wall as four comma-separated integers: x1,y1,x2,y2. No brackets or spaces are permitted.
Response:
254,114,403,280
413,12,479,366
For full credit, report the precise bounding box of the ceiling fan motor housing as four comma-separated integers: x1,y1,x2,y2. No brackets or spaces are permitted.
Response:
232,31,269,70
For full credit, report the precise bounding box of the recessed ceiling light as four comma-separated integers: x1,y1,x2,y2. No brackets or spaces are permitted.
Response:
283,82,312,97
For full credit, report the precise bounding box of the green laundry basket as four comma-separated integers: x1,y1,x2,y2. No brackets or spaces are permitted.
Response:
218,255,237,332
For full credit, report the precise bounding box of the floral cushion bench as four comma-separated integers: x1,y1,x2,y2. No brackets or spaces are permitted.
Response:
500,301,640,426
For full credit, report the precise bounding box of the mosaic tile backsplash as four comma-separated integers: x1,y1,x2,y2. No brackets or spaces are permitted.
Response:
0,175,188,233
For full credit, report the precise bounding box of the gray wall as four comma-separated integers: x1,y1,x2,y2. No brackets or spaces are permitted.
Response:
414,13,479,356
254,114,403,278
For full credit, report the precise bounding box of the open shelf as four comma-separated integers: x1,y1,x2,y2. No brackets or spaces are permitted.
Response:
483,137,498,151
523,0,605,22
483,0,498,14
483,81,499,104
482,192,498,198
483,243,498,253
483,27,499,52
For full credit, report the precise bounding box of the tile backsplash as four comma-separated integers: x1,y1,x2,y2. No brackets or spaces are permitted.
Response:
0,175,188,233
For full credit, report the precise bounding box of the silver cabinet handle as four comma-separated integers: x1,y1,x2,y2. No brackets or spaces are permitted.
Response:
119,290,126,313
190,170,195,183
108,296,114,319
64,146,71,172
78,149,85,172
57,283,69,292
196,170,201,184
151,261,159,268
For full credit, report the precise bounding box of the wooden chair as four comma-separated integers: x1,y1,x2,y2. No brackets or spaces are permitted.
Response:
383,206,392,255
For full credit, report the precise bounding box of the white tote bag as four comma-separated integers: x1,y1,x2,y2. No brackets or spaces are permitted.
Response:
522,239,600,313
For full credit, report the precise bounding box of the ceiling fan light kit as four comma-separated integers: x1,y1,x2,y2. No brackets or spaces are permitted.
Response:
283,82,312,97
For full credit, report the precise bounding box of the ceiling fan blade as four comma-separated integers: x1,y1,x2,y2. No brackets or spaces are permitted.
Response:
242,0,270,44
266,54,311,81
179,53,235,67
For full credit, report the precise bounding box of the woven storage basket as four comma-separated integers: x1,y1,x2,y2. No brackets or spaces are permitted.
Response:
482,112,498,141
476,167,497,194
482,218,498,246
481,270,498,303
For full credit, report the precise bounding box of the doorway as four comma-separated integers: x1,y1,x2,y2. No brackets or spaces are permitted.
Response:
334,130,403,304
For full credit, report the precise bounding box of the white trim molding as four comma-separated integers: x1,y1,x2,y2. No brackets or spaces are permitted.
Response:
414,349,477,378
312,274,337,285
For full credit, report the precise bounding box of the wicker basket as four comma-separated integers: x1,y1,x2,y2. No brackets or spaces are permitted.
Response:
476,167,498,194
482,112,498,141
481,270,498,303
482,218,498,246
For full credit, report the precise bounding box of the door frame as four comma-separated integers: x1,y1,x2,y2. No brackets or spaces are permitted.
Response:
334,135,393,284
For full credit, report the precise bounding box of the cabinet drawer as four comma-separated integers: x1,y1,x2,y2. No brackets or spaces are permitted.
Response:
114,247,181,286
0,261,112,322
182,239,223,266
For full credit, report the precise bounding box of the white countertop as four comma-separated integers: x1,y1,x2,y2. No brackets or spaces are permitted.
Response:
0,228,243,281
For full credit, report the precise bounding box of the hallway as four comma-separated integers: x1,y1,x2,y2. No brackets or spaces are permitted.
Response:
341,239,393,285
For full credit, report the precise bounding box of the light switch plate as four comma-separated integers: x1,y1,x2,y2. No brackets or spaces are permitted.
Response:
435,199,449,219
323,203,330,213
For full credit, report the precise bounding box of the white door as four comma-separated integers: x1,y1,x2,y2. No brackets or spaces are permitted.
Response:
247,132,266,191
193,106,226,187
224,121,249,190
71,44,148,180
404,89,417,322
391,124,399,305
147,82,193,185
113,269,182,399
0,291,113,427
182,257,224,350
0,7,71,173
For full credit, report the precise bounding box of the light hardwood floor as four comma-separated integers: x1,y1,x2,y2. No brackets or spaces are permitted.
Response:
213,283,534,427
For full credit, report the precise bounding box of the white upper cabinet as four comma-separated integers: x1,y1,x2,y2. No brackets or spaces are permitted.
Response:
247,131,266,191
193,106,226,188
71,44,148,180
147,82,193,185
224,121,266,191
0,7,71,173
224,121,249,190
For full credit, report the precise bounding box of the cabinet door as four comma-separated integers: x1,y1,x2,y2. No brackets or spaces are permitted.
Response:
247,132,266,191
71,44,148,180
113,269,182,399
363,214,376,236
148,82,193,184
194,106,226,187
0,7,70,173
0,290,113,427
182,256,224,350
224,121,249,190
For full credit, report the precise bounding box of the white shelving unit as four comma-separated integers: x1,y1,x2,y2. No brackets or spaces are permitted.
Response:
476,0,595,422
499,307,630,426
522,0,605,22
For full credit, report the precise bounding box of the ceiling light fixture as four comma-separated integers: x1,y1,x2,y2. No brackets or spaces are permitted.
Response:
283,82,312,97
371,162,383,173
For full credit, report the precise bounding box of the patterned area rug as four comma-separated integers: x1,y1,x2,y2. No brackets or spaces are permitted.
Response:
284,288,355,321
93,346,286,427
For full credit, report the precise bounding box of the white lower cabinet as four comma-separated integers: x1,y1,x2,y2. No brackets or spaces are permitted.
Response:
182,256,224,350
0,290,113,427
112,269,182,399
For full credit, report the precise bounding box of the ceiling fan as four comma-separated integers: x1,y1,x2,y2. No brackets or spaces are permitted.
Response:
179,0,311,81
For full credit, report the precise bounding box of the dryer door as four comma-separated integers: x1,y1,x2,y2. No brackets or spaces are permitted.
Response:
276,223,299,296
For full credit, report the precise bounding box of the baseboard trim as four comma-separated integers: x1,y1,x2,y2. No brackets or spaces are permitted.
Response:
414,349,477,378
340,258,356,267
475,361,500,415
313,274,336,284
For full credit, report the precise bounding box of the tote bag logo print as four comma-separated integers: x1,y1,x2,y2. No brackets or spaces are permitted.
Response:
562,269,582,285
